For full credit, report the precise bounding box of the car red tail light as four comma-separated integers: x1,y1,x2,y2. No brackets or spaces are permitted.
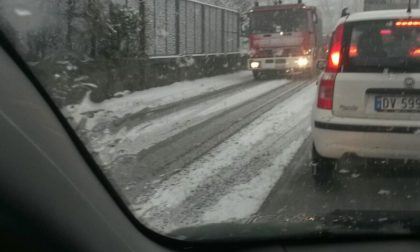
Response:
395,20,420,27
318,23,344,110
410,48,420,57
326,23,344,72
318,72,336,110
349,44,358,57
380,29,392,36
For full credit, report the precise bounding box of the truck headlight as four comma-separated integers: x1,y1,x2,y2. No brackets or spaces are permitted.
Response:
296,57,309,68
250,61,261,69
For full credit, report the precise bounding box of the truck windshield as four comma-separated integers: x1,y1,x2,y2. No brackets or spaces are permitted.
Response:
344,20,420,73
250,9,309,34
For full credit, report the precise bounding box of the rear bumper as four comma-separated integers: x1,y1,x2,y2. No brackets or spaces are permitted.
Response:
313,122,420,160
248,56,312,71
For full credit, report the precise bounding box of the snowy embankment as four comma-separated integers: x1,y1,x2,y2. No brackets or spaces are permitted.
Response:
133,84,316,234
62,71,253,131
62,69,290,166
85,79,289,166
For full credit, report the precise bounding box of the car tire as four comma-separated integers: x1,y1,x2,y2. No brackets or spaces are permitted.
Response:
311,145,336,186
309,66,317,78
304,65,316,79
253,70,263,80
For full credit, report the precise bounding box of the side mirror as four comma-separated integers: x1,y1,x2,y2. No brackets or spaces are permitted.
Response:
241,24,250,37
317,60,327,70
312,12,318,24
341,7,350,17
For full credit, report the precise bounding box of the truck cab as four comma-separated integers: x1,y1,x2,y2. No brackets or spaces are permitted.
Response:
248,3,322,79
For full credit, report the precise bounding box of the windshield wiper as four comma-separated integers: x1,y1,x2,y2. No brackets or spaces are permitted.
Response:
321,209,420,234
168,210,420,242
169,220,323,242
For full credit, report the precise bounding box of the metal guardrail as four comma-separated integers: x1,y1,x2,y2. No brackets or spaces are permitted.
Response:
363,0,420,11
144,0,240,57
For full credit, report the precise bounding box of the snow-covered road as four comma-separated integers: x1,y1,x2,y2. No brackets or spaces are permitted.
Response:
89,79,290,166
65,72,318,235
66,72,420,239
130,81,316,233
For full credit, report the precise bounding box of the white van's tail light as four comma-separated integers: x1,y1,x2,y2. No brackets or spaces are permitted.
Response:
410,48,420,57
349,44,358,57
380,29,392,36
318,23,344,110
317,73,336,110
326,24,344,72
395,20,420,27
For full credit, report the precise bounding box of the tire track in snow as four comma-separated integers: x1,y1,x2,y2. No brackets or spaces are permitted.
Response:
93,79,292,166
109,79,311,199
133,84,316,233
111,79,262,130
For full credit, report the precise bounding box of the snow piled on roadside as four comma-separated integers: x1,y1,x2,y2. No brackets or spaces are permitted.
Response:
90,79,289,166
62,71,252,130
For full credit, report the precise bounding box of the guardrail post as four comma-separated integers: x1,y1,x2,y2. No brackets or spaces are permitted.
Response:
237,13,240,55
139,0,146,57
138,0,147,89
201,5,205,54
221,9,225,53
175,0,180,55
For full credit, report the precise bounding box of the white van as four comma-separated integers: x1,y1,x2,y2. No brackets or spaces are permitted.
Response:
312,9,420,184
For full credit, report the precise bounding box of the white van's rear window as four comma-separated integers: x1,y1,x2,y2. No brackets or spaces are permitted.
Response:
344,20,420,73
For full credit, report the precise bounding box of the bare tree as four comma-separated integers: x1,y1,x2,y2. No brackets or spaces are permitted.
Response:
66,0,76,50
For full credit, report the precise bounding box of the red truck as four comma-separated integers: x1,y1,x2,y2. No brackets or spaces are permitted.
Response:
248,2,323,79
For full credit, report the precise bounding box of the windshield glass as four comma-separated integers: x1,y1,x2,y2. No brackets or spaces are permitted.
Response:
2,0,420,243
345,20,420,72
250,9,309,33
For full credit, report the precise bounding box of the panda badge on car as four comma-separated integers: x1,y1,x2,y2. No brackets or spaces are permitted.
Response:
404,77,415,89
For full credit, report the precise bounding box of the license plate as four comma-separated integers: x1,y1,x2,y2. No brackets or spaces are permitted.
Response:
375,96,420,112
